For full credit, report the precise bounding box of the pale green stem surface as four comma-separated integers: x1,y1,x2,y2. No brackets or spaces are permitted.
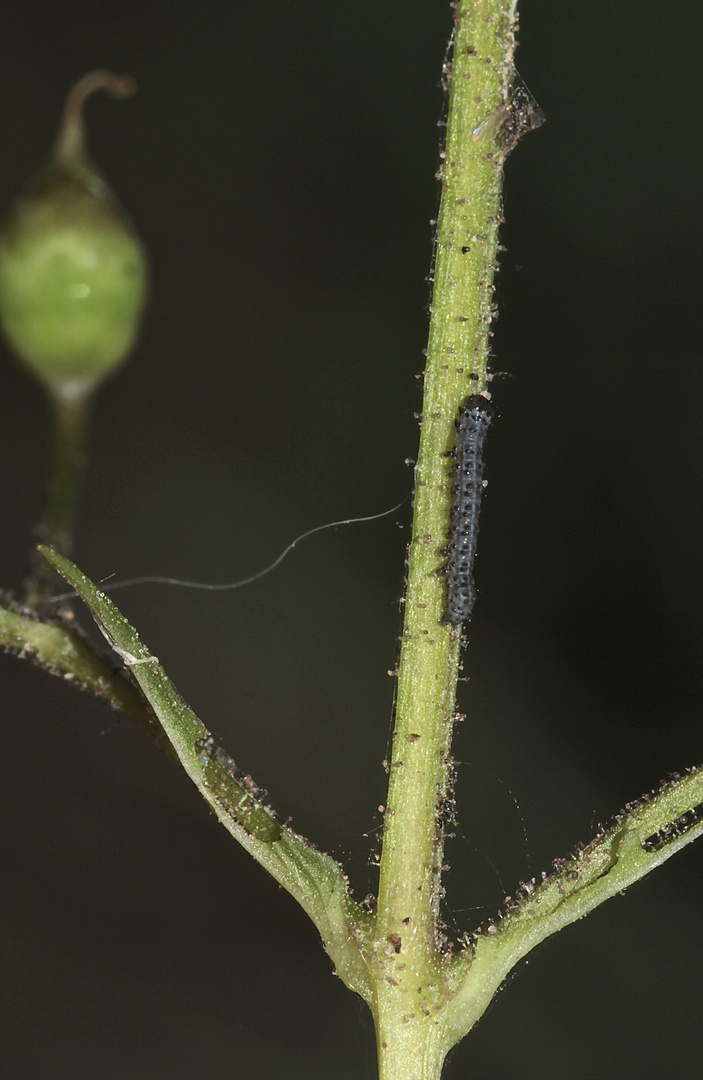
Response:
373,2,518,1074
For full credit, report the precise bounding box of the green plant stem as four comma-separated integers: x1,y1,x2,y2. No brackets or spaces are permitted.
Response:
45,388,92,554
27,386,93,606
372,1,518,1072
0,602,170,751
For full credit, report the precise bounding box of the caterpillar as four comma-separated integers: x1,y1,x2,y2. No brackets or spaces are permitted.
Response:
441,395,494,626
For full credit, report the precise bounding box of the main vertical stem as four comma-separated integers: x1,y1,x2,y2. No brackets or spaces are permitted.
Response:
373,2,518,1075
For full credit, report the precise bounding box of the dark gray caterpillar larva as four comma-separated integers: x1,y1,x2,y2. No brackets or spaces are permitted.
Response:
441,395,494,625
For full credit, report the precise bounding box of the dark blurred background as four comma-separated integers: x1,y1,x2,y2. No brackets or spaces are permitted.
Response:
0,2,701,1077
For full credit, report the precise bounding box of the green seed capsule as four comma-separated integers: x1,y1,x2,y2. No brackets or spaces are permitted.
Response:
0,71,148,396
